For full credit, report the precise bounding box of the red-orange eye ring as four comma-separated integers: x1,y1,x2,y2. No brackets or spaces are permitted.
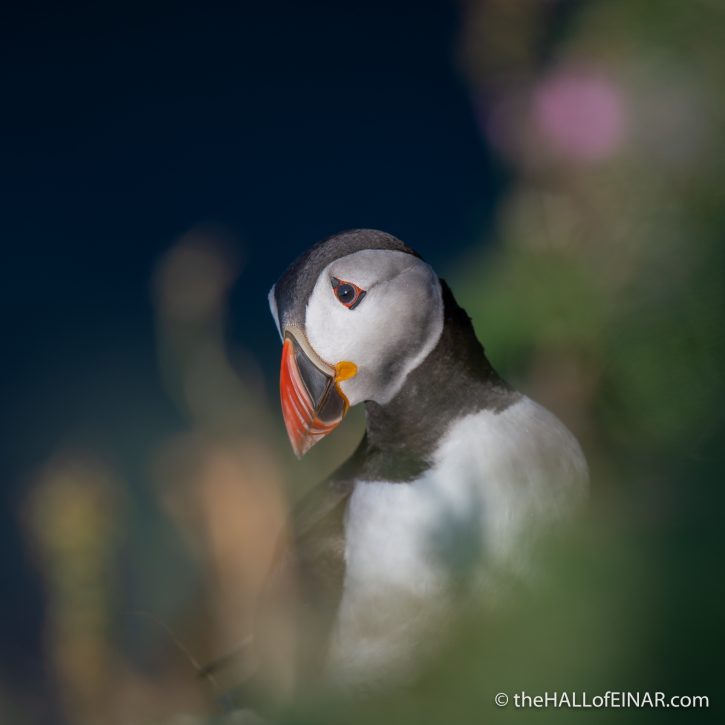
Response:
331,277,366,309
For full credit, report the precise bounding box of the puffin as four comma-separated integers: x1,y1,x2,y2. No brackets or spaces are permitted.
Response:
260,229,587,694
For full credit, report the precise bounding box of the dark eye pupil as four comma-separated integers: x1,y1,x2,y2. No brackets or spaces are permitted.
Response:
337,284,355,302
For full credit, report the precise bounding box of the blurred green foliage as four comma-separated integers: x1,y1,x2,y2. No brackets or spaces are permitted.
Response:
281,0,725,722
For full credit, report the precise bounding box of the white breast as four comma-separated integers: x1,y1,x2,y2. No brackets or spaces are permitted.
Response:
325,396,588,688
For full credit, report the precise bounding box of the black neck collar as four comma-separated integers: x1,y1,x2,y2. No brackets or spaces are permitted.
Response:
340,280,518,483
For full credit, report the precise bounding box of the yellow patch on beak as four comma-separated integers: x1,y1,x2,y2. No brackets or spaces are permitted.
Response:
333,361,357,406
334,361,358,383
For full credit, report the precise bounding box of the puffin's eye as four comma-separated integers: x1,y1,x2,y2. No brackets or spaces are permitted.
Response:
331,277,366,310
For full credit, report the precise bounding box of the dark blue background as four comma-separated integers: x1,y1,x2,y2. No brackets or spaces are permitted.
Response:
0,0,503,698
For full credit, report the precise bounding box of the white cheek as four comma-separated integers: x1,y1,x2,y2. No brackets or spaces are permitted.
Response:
305,287,383,402
305,263,443,406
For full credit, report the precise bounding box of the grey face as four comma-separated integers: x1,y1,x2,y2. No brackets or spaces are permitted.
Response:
269,229,420,335
303,249,444,405
269,231,444,456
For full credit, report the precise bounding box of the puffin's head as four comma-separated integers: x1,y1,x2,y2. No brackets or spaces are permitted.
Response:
269,229,444,457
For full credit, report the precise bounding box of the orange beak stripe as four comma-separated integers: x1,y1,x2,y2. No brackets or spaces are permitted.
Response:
279,337,354,458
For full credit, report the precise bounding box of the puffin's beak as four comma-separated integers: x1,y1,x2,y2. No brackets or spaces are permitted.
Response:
279,328,357,458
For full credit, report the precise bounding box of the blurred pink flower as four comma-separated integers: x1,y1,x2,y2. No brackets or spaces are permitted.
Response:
533,68,626,161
